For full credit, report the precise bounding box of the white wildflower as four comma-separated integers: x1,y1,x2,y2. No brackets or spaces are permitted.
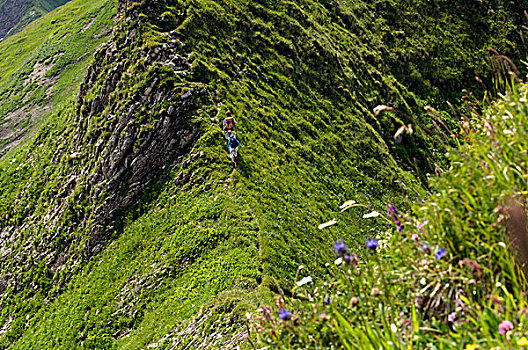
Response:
296,276,313,287
318,219,337,229
362,211,380,219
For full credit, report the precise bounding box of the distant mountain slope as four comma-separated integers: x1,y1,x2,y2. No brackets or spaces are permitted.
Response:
0,0,526,348
0,0,115,155
0,0,70,40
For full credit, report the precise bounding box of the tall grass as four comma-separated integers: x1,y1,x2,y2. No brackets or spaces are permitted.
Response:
250,80,528,349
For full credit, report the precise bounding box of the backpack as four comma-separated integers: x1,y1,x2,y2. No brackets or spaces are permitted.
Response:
224,117,235,129
229,137,239,148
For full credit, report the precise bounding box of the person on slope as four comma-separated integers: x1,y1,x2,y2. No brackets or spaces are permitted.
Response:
227,132,241,160
222,110,238,139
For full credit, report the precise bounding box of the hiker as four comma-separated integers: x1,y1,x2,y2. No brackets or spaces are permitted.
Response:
227,132,241,153
222,110,237,139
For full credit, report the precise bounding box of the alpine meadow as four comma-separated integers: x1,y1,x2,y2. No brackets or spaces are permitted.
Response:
0,0,527,349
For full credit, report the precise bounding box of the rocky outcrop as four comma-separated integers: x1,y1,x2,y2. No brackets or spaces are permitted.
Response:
71,1,206,255
0,0,206,311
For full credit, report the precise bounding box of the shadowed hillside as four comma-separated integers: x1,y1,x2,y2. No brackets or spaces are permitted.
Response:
0,0,71,40
0,0,526,348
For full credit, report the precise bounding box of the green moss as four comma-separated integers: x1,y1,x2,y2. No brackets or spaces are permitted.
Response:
0,0,526,348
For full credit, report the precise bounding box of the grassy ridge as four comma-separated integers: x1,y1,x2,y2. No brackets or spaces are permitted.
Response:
0,0,526,348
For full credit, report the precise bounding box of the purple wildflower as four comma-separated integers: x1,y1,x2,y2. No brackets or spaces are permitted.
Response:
411,234,419,242
498,320,513,335
419,242,431,253
417,220,429,232
414,297,421,307
434,248,447,260
262,306,273,321
366,238,378,250
388,205,404,231
278,308,292,321
324,298,331,306
334,241,348,256
448,312,457,322
344,252,359,266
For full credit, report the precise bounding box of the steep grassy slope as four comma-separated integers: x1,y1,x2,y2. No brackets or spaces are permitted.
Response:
0,0,71,39
250,81,528,349
0,0,115,154
0,0,526,348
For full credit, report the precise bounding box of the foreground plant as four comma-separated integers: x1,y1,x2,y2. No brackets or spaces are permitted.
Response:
250,83,528,349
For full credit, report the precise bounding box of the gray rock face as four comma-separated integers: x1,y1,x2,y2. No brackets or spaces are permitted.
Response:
71,0,206,254
0,0,207,308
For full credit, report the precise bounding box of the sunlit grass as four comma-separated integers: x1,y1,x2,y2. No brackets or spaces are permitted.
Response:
251,82,528,349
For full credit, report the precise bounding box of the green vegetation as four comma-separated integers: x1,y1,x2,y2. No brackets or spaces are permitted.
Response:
251,81,528,349
0,0,115,154
0,0,526,348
